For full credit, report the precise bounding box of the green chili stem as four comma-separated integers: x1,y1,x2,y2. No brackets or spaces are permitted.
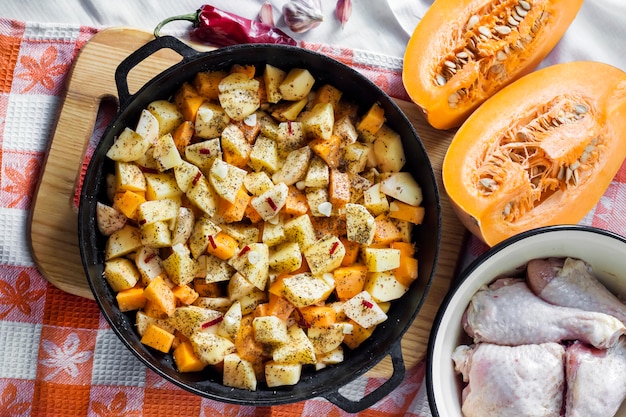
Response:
153,12,199,38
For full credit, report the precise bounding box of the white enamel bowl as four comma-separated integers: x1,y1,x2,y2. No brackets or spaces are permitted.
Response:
427,225,626,417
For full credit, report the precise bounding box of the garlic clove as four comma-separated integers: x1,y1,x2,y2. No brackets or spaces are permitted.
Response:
282,0,324,33
335,0,352,28
258,1,275,26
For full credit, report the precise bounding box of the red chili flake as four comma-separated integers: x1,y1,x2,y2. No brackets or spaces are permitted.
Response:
361,299,374,309
202,316,224,328
192,172,202,186
329,241,339,255
239,245,250,257
288,120,293,135
208,235,217,249
267,197,277,211
144,253,156,263
139,219,147,225
199,148,211,155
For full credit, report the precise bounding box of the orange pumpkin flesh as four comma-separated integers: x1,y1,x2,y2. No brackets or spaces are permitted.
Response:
402,0,584,130
442,61,626,246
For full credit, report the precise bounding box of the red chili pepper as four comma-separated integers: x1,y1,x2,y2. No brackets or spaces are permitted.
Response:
208,235,217,249
239,245,251,257
192,172,202,186
361,299,374,309
139,219,147,225
144,253,156,263
267,197,277,211
202,316,224,328
329,241,339,255
154,5,297,47
199,148,211,155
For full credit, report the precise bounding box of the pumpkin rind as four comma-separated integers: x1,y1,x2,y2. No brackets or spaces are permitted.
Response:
442,61,626,246
402,0,584,130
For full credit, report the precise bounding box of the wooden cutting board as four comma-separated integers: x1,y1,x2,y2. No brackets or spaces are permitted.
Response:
28,27,466,378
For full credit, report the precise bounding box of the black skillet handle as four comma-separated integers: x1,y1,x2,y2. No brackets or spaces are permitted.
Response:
114,35,201,106
323,341,406,413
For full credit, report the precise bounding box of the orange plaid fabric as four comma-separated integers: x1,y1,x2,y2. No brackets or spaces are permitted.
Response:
0,17,429,417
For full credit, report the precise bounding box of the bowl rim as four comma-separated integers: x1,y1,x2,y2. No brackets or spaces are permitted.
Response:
425,224,626,417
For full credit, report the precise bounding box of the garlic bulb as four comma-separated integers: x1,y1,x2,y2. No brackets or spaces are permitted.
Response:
282,0,324,33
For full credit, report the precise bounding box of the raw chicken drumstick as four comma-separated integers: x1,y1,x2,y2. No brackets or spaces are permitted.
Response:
565,338,626,417
452,342,565,417
527,257,626,324
463,278,625,349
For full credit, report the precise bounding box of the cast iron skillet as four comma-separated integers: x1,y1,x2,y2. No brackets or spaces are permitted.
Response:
78,36,441,413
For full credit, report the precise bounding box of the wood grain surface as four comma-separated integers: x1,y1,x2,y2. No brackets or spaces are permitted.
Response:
28,27,466,378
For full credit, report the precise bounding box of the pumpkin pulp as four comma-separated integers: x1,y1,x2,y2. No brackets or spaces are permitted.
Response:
402,0,584,130
443,61,626,246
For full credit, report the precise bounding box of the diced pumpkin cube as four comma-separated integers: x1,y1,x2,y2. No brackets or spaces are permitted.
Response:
113,190,146,220
333,264,367,300
193,70,227,100
116,286,147,312
389,201,425,225
298,305,336,327
173,340,206,372
329,169,350,208
356,102,385,137
373,213,404,245
141,323,175,353
309,134,342,169
174,82,205,122
143,275,176,317
172,284,199,306
205,232,239,260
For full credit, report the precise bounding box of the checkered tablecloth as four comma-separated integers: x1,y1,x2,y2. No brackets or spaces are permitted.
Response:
0,17,431,416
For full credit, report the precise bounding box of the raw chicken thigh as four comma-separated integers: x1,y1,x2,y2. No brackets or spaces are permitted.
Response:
565,338,626,417
452,342,565,417
527,257,626,324
463,278,625,349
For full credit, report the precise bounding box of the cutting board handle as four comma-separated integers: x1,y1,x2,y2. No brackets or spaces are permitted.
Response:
115,35,201,105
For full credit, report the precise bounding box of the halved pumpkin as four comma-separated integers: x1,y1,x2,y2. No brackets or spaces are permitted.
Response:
442,61,626,246
403,0,584,130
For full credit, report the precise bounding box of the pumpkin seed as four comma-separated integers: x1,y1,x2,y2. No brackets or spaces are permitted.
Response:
575,104,589,114
502,202,512,217
444,60,457,69
508,15,520,26
515,5,528,17
495,25,512,35
478,26,492,37
468,15,480,30
479,178,498,191
519,0,531,11
497,51,508,61
436,74,447,86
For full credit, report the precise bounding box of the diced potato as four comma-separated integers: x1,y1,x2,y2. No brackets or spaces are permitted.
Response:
238,288,268,315
282,273,331,308
243,171,274,196
135,246,164,285
135,310,176,337
193,297,232,312
221,124,251,168
195,102,230,139
284,214,317,250
342,291,387,328
162,243,199,286
217,300,242,341
106,127,150,162
201,254,235,283
135,108,159,145
264,64,287,103
303,236,345,276
218,72,261,121
153,133,183,171
219,223,260,246
345,203,376,245
364,271,409,302
271,97,308,122
223,353,258,390
147,99,184,137
373,125,406,172
105,224,142,260
311,84,342,109
363,182,390,216
303,155,330,189
189,214,222,259
317,346,345,368
343,142,370,175
104,258,140,292
253,315,288,345
362,247,401,272
115,161,146,192
228,272,256,301
272,146,311,186
302,102,334,140
308,324,345,355
279,68,315,101
184,138,222,172
272,325,316,364
262,218,286,247
191,332,236,365
96,202,126,236
249,136,279,173
143,172,183,201
265,361,302,387
209,159,248,204
276,121,307,156
137,198,179,225
268,241,302,274
228,243,270,290
306,187,331,217
186,175,218,217
140,221,172,248
250,182,289,221
171,207,194,246
166,305,223,339
333,115,358,145
379,172,423,206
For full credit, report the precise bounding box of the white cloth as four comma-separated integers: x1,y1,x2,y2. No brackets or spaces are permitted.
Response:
4,1,626,70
